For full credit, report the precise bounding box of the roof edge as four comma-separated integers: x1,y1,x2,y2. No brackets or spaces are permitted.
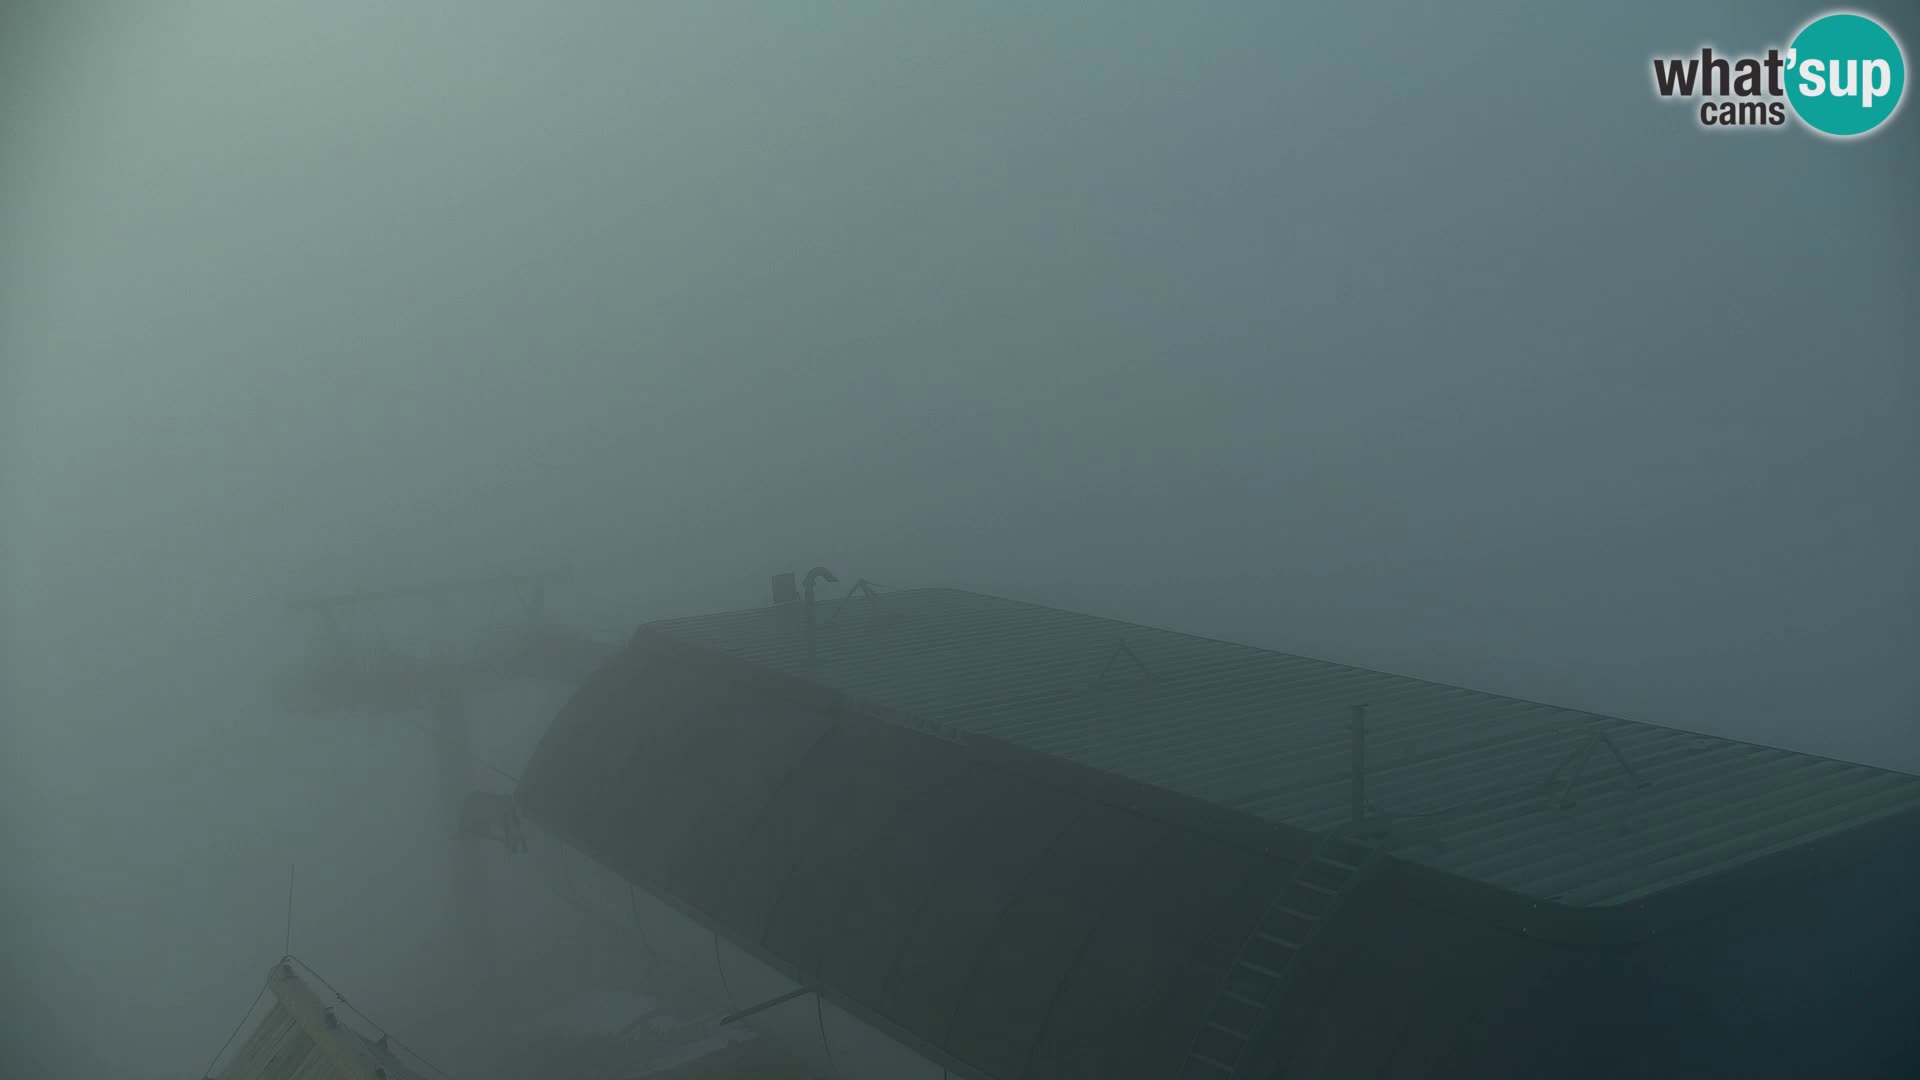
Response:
802,587,1914,776
611,625,1920,947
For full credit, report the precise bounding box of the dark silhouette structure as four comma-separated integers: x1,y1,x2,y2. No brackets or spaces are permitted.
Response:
519,586,1920,1080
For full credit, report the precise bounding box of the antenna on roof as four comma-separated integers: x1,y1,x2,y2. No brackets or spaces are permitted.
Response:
1343,704,1393,839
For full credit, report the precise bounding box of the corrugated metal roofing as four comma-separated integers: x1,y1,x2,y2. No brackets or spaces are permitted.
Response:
644,587,1920,907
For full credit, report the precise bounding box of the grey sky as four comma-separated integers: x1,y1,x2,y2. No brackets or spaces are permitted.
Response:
2,2,1915,1077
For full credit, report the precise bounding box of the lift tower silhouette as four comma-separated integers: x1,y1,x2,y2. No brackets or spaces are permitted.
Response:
273,569,613,988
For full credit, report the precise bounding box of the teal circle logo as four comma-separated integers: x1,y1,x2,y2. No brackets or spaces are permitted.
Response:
1786,12,1906,137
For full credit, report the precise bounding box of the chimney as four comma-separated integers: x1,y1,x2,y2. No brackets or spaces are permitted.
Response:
802,566,838,664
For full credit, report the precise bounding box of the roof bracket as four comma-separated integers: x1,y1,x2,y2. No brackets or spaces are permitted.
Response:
826,578,891,630
1093,638,1152,689
1545,721,1651,809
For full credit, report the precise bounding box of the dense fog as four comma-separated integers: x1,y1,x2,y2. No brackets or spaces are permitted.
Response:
3,2,1913,1076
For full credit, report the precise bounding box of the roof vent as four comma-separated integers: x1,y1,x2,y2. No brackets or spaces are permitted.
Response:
770,572,798,606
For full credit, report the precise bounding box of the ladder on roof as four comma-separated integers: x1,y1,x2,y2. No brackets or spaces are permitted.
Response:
1182,830,1383,1080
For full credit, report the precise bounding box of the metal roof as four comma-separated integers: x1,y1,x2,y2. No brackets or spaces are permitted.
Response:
216,964,429,1080
644,587,1920,908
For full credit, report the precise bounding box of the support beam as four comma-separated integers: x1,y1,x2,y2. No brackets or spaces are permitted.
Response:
719,985,817,1027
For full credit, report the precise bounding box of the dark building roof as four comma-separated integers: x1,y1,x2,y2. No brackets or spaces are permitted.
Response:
518,587,1920,1080
642,588,1920,909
